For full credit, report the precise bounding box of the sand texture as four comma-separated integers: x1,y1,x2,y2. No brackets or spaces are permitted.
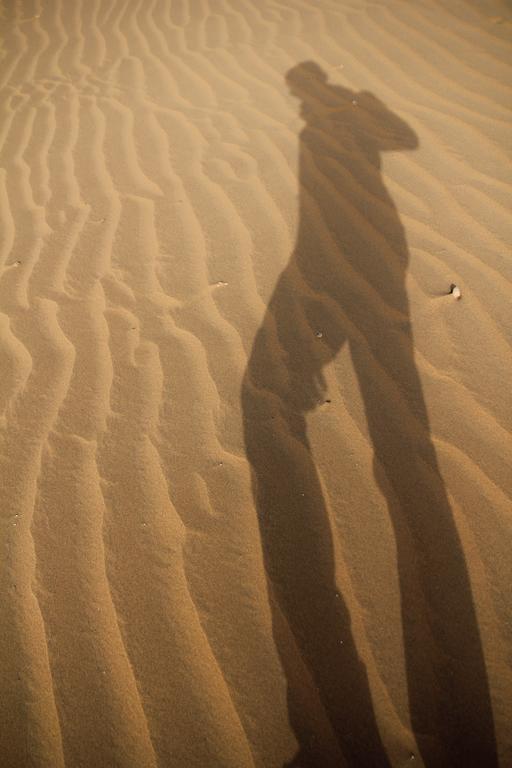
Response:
1,1,511,766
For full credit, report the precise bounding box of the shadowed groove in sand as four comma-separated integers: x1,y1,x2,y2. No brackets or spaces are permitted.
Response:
242,61,498,767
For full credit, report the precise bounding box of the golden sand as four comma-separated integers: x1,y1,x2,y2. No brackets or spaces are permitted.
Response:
1,1,511,766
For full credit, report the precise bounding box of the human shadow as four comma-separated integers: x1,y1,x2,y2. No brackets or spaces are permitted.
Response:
241,62,497,767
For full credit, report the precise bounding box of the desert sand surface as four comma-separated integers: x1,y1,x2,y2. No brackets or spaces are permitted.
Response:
1,1,511,766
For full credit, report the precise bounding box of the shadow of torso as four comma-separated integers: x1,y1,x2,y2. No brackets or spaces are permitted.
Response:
251,87,416,415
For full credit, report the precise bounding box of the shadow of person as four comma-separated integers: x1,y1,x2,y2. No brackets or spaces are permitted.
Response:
242,62,497,767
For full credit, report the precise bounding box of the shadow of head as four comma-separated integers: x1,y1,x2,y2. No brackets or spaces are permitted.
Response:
286,60,353,102
285,60,419,152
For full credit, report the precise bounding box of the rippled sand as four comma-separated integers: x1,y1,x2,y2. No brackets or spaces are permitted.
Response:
1,1,511,766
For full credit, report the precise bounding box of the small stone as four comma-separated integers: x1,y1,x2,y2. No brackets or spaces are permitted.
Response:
450,284,461,300
315,331,323,338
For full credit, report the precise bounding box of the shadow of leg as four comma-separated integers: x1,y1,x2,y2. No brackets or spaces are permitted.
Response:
243,398,390,767
351,335,497,768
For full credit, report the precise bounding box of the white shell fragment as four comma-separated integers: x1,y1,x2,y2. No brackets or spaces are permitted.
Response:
450,284,461,300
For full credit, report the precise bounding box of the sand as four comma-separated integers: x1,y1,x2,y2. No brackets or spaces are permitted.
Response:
0,1,511,766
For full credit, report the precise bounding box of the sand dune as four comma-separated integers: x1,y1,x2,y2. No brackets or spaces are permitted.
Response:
0,1,511,766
